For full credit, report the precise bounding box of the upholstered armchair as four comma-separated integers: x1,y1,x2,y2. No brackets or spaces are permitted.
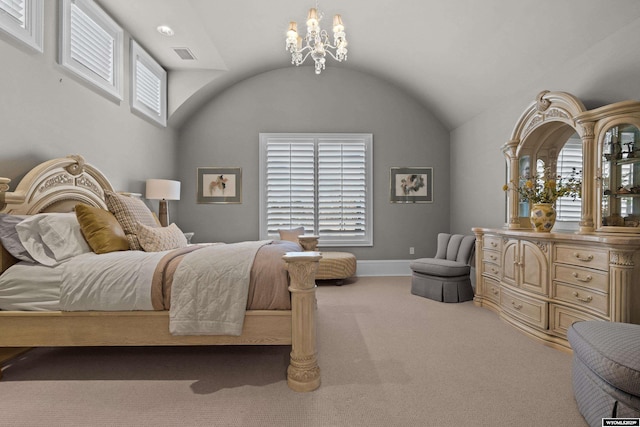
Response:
409,233,475,303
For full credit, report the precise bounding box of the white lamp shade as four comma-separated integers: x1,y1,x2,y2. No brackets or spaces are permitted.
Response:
145,179,181,200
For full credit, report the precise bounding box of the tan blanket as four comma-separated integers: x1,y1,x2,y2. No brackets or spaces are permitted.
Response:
149,240,299,311
169,240,269,336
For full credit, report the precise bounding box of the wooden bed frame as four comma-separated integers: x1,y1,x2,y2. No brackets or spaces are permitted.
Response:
0,155,321,392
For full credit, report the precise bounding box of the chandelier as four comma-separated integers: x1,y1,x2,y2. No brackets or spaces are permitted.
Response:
285,2,348,74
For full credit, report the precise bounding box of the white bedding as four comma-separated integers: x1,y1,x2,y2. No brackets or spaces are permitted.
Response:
0,262,62,311
59,250,168,311
0,250,169,311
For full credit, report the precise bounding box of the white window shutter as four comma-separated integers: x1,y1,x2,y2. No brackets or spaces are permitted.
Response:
318,140,367,239
70,3,114,84
130,40,167,126
0,0,43,52
265,140,316,234
59,0,123,101
0,0,26,26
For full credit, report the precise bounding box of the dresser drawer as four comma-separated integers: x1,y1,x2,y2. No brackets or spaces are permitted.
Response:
553,245,608,271
482,261,501,279
548,304,604,339
482,276,500,304
482,250,500,266
500,287,548,330
483,235,502,252
552,282,609,316
553,264,608,293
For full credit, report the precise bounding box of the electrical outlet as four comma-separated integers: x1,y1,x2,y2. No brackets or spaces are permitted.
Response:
409,247,415,255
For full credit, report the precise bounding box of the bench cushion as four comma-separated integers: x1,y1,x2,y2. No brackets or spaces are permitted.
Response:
317,251,356,280
568,321,640,397
409,258,470,277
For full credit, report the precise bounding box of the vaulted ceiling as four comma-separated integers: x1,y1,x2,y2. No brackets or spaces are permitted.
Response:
97,0,640,130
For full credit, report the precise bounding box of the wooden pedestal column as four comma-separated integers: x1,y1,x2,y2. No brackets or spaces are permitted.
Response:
283,251,322,392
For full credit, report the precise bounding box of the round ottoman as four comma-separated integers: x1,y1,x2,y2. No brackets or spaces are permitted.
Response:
316,252,356,284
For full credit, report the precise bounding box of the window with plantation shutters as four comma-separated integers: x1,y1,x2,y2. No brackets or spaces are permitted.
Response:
59,0,123,101
0,0,43,52
260,133,373,247
131,40,167,127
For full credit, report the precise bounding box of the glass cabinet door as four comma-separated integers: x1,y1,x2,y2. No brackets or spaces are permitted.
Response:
601,124,640,229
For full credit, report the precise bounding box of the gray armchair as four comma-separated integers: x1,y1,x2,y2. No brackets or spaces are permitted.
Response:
409,233,475,303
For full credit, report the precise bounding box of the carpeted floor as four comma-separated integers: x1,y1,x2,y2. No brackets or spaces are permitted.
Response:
0,276,587,426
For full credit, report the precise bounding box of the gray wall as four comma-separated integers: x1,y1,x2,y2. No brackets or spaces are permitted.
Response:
177,67,450,260
450,17,640,235
0,2,177,200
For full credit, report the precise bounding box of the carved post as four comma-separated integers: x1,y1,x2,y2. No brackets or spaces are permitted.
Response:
609,250,635,322
579,121,596,232
472,229,484,306
502,139,521,229
283,251,322,392
298,235,319,251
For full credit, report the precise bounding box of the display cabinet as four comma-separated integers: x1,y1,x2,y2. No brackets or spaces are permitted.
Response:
599,124,640,230
473,91,640,350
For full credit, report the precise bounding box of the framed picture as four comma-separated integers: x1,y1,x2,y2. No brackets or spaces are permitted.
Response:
197,167,242,204
390,167,433,203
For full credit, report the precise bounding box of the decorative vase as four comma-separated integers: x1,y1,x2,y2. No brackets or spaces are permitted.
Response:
530,203,556,232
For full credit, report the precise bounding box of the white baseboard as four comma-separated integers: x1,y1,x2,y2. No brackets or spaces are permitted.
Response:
356,259,412,277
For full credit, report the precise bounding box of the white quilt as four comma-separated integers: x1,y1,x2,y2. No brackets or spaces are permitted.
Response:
169,240,271,336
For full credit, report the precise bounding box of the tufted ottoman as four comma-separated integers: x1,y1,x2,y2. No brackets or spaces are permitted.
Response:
316,252,356,284
567,321,640,427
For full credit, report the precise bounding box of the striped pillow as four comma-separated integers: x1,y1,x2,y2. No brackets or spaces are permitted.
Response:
104,191,158,250
137,222,188,252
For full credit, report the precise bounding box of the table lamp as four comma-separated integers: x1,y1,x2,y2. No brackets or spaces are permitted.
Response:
145,179,181,227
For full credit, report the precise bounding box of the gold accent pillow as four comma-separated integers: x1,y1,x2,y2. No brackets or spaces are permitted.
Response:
137,222,188,252
104,191,158,250
75,204,129,254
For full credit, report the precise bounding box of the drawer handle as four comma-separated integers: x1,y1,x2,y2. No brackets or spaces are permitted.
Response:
490,242,497,247
572,272,593,282
490,255,497,261
511,301,523,310
572,291,593,303
491,287,498,295
491,267,499,274
573,252,594,262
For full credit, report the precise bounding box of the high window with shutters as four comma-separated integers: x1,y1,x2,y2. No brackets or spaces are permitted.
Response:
0,0,43,52
259,133,373,247
59,0,123,100
130,40,167,127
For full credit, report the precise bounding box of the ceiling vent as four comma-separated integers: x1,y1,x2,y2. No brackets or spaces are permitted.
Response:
173,47,196,60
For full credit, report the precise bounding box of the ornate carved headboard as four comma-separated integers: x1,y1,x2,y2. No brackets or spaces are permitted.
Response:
0,154,115,272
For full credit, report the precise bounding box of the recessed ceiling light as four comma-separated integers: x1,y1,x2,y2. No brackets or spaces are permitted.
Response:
157,25,174,36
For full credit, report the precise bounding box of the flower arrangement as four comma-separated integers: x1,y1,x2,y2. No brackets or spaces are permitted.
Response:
503,167,582,205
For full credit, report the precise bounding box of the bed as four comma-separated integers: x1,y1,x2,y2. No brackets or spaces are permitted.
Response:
0,154,322,392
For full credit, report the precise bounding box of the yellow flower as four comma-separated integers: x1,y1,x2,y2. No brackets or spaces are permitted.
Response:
502,184,509,191
525,180,534,189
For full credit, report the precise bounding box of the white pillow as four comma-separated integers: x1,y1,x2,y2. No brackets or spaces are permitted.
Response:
16,213,91,266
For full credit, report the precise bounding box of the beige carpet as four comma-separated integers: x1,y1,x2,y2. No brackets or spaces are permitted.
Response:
0,276,586,427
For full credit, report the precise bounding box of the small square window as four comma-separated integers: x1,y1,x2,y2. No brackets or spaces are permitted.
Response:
130,40,167,127
59,0,123,101
0,0,43,52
